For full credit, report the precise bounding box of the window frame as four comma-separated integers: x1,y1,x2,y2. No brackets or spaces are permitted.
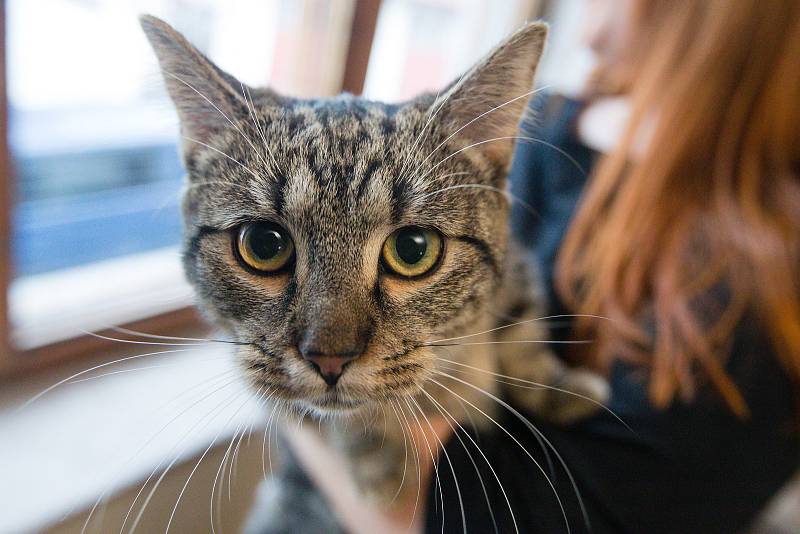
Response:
0,0,546,378
342,0,381,94
1,0,12,375
0,0,382,379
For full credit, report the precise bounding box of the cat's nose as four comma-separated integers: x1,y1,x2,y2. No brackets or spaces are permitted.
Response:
300,351,359,386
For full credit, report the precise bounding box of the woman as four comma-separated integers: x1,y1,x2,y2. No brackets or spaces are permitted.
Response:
425,0,799,532
261,1,799,532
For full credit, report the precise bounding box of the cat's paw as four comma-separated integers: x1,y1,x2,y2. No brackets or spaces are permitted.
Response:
350,446,418,508
244,470,344,534
545,369,610,423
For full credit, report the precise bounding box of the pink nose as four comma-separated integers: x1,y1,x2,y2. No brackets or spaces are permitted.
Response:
303,354,357,386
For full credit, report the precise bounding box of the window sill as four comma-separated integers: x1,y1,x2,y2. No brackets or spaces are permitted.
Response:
10,246,194,351
0,344,262,533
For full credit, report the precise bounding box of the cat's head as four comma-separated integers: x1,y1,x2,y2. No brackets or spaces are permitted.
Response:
141,15,546,415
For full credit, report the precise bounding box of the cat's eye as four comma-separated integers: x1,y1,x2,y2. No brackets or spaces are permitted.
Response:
236,222,295,273
382,227,443,278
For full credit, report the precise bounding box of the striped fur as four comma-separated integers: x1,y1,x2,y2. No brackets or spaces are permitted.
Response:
142,15,607,525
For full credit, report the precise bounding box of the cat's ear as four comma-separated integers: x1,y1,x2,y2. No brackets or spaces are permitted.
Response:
140,15,248,161
433,22,548,166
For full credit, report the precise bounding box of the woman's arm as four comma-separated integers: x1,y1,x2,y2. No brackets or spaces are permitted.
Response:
283,416,452,534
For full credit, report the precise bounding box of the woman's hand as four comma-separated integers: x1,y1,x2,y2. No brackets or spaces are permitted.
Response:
283,415,453,534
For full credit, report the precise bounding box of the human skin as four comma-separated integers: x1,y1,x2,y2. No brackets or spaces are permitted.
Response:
284,417,453,533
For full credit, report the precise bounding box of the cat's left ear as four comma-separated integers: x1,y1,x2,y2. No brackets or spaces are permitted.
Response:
140,15,249,163
433,22,548,166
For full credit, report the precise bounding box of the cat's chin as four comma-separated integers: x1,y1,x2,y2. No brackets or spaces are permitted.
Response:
305,404,362,419
297,391,371,418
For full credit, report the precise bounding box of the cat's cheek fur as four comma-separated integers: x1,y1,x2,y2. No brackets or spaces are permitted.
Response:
242,336,437,410
183,241,298,362
377,238,463,300
380,240,500,337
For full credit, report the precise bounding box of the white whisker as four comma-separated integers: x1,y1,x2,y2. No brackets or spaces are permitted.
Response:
386,401,410,505
397,68,473,184
428,339,595,347
418,135,587,186
430,313,611,344
22,348,200,411
182,136,264,181
162,70,272,178
409,396,468,534
427,375,572,534
68,357,228,385
407,85,551,183
80,330,209,347
403,398,447,534
390,399,423,530
123,386,248,534
416,183,540,219
106,325,239,345
419,387,506,534
164,389,258,534
79,372,239,533
434,368,596,533
439,358,634,435
241,82,281,175
211,425,245,534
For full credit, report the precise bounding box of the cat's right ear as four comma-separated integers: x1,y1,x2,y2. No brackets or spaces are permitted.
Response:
429,22,548,168
140,15,247,162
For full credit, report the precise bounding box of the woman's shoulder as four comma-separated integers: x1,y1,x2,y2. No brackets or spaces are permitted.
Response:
604,307,798,439
520,91,585,137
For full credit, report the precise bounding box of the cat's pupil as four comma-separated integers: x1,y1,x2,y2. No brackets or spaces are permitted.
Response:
395,229,428,264
251,224,286,260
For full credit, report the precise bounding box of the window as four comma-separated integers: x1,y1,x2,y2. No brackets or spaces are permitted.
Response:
8,0,355,273
364,0,541,102
3,0,358,358
0,0,543,372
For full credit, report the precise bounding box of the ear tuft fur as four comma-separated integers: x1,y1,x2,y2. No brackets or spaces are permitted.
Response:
434,22,548,166
140,15,246,162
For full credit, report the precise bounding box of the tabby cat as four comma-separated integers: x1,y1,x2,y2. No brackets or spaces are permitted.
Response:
141,15,607,532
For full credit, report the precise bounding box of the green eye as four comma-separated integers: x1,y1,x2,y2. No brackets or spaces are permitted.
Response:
382,227,443,277
236,222,295,273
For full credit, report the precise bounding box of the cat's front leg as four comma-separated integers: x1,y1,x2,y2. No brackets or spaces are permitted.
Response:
244,432,344,534
327,407,423,508
494,316,610,423
493,244,610,423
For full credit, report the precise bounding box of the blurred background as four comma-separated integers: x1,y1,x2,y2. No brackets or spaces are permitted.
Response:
0,1,796,533
3,0,591,351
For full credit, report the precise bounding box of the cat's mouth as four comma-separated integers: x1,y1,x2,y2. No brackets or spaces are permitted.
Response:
243,341,430,414
308,389,365,413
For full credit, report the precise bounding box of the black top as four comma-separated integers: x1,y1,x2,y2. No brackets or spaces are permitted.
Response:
424,94,799,534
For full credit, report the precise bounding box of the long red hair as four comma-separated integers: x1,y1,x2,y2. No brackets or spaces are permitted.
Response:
557,0,800,416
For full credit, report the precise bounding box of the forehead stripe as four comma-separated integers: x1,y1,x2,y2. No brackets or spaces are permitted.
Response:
390,179,411,224
272,173,289,216
455,235,500,277
355,159,381,201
